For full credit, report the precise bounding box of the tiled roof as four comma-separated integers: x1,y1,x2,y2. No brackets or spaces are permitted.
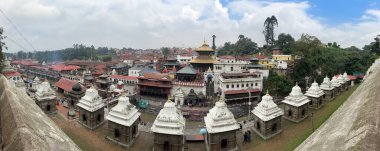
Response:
51,65,81,71
54,78,77,92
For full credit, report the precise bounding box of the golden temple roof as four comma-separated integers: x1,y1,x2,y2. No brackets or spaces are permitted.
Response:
189,58,220,64
195,41,214,52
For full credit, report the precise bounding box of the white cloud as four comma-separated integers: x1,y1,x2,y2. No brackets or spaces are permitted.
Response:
0,0,379,52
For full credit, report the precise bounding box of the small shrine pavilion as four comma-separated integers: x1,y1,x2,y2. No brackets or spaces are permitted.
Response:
304,81,325,109
151,96,186,151
77,86,105,130
35,82,57,114
106,94,141,148
320,76,335,101
337,74,346,91
252,91,284,140
330,76,342,95
204,97,239,151
282,83,310,123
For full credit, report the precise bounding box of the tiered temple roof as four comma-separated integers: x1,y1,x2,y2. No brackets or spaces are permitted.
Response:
151,97,185,135
331,76,341,88
282,84,310,107
204,97,239,133
106,95,141,126
76,87,104,112
35,82,56,101
252,91,283,121
320,76,334,91
305,81,325,98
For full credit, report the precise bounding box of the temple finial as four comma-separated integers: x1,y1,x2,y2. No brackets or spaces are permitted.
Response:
296,82,298,86
266,89,269,96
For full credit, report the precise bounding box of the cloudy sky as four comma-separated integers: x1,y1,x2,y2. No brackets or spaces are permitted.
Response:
0,0,379,52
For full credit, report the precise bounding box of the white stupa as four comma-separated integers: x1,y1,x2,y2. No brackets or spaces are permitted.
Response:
32,76,42,89
77,86,104,112
35,82,56,100
252,91,283,121
112,69,117,75
106,95,141,126
304,81,325,98
204,97,239,133
174,88,185,106
151,96,185,135
113,81,124,93
320,76,334,91
343,72,350,82
331,76,341,88
282,83,310,107
337,74,345,84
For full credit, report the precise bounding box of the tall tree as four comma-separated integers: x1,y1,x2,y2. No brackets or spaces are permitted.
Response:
161,47,170,58
371,35,380,55
263,15,278,47
0,27,6,72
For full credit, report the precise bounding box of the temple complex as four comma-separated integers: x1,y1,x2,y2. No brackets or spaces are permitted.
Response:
151,96,185,151
1,57,24,88
77,86,105,130
106,94,141,148
304,81,325,109
189,41,219,72
320,76,335,101
330,76,341,95
204,97,239,151
282,83,310,123
176,65,198,82
35,81,57,114
252,91,284,140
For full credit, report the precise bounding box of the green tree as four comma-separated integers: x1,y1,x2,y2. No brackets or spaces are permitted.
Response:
161,47,170,58
275,33,295,54
219,35,258,57
0,27,6,72
263,15,278,47
371,35,380,55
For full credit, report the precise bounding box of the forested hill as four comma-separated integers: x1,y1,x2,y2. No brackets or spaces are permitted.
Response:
12,44,116,62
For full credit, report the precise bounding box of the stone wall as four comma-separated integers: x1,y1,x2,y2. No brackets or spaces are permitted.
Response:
296,59,380,151
0,75,81,151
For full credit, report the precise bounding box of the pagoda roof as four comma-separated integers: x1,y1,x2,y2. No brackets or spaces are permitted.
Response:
189,58,219,64
252,92,283,121
76,87,104,112
176,65,197,74
195,42,214,52
109,75,138,80
151,98,185,135
204,98,239,133
106,95,141,127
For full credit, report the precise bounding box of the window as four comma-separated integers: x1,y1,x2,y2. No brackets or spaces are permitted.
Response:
246,84,249,87
221,139,228,149
288,110,292,117
241,84,244,88
232,84,234,88
237,84,239,88
226,85,229,89
47,105,51,111
97,114,101,122
256,121,261,130
301,109,306,116
230,67,233,71
255,83,258,86
251,83,253,87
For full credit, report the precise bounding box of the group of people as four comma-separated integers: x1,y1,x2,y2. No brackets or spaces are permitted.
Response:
243,130,252,144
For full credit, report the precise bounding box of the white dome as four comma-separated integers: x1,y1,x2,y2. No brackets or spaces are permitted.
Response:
289,84,303,97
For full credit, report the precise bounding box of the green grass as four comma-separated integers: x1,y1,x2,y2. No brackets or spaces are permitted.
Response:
284,84,360,151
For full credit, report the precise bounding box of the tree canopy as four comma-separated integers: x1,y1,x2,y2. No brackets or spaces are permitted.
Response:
0,27,6,72
218,35,258,56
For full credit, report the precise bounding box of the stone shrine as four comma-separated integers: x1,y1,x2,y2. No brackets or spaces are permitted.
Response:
304,81,325,109
35,82,57,114
77,86,105,130
282,83,310,123
252,91,284,140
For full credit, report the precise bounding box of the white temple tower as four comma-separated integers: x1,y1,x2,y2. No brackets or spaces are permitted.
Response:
77,86,105,130
35,82,57,114
282,83,310,123
304,81,325,109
